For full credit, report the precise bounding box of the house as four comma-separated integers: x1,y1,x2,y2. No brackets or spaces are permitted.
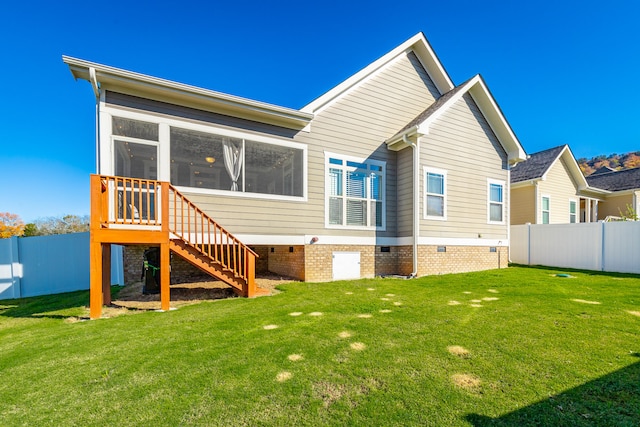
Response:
511,144,640,224
585,167,640,219
65,33,527,318
510,145,608,224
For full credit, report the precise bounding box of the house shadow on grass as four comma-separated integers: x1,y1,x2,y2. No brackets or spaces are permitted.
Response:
0,289,91,319
466,356,640,426
509,263,640,279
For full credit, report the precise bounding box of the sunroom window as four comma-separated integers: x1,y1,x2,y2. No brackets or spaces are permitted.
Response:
112,117,158,180
327,155,384,229
170,126,303,197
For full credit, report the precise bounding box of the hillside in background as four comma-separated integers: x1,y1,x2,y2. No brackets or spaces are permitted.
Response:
577,151,640,176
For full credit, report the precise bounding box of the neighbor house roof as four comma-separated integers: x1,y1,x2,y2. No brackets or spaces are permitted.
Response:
385,74,527,164
510,144,611,194
510,145,567,183
62,56,314,130
586,167,640,192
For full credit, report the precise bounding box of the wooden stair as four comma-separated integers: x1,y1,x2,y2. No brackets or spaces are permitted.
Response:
169,239,268,297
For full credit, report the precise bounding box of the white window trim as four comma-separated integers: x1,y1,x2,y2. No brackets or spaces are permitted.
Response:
324,151,386,231
541,194,551,224
487,178,506,225
101,105,308,202
423,166,447,220
569,198,578,223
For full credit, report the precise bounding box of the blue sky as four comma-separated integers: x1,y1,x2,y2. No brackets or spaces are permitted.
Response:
1,0,639,222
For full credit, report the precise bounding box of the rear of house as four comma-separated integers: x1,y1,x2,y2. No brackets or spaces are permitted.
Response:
65,33,526,284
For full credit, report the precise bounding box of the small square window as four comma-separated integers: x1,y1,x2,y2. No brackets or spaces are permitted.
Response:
289,246,294,253
437,246,446,253
489,247,497,253
380,246,391,253
270,247,275,253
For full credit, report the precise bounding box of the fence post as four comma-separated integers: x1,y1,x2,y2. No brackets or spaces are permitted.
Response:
527,223,531,266
601,221,606,272
11,237,21,299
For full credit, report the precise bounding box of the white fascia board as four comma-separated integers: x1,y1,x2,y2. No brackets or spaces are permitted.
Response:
233,234,508,247
467,77,527,164
300,33,454,114
511,179,540,189
62,56,313,130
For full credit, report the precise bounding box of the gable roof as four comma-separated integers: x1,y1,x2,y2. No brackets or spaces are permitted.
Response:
511,145,566,182
586,167,640,191
590,166,618,176
510,144,589,189
63,56,313,130
301,33,455,114
385,74,527,164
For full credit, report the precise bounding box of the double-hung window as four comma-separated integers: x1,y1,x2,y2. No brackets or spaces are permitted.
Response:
424,167,447,219
487,179,505,224
326,154,385,229
569,199,577,223
542,196,550,224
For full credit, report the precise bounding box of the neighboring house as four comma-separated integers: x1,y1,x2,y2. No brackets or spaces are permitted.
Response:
585,167,640,219
511,145,607,224
65,32,526,312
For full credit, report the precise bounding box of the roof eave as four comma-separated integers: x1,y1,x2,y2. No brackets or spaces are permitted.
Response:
63,56,313,131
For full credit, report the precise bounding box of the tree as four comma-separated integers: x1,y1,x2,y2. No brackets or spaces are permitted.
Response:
0,212,25,238
28,214,90,236
619,204,638,221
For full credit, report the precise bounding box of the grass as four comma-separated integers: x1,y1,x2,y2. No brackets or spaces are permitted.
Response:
1,266,639,426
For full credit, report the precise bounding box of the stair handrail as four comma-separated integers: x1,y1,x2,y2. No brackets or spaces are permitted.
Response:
168,184,258,282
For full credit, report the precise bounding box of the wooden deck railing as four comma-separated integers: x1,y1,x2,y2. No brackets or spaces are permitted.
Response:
93,175,257,284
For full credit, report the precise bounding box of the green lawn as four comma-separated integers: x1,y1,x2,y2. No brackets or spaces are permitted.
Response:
1,266,639,426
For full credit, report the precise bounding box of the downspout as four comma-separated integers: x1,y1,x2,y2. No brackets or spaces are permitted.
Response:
89,67,101,174
507,162,511,262
403,134,419,277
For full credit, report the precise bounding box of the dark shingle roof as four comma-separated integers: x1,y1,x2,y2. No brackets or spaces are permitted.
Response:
590,166,617,176
390,77,473,138
586,167,640,191
510,145,566,183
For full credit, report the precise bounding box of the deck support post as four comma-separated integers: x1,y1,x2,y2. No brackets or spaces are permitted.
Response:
102,244,112,306
89,240,103,319
160,243,170,311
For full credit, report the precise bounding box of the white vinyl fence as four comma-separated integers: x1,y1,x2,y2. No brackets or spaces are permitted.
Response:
0,232,124,300
511,222,640,274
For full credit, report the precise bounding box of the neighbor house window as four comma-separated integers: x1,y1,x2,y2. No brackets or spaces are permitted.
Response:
569,199,577,223
170,126,304,198
542,196,550,224
488,179,505,223
326,154,385,229
424,167,447,219
112,117,159,179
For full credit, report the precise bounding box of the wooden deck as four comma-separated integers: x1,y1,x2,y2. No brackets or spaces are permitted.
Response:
90,175,260,319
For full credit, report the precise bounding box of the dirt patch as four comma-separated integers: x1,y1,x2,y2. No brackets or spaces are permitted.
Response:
276,371,293,382
487,289,499,294
448,300,461,306
350,342,366,351
451,373,481,391
357,314,372,318
313,381,348,408
626,310,640,317
571,299,601,305
338,331,352,339
379,309,392,313
308,312,323,317
110,274,297,312
482,297,499,301
470,304,483,308
263,324,278,330
289,312,303,317
447,345,471,358
288,354,304,361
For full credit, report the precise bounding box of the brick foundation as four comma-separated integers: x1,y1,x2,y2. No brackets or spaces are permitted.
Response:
122,242,509,285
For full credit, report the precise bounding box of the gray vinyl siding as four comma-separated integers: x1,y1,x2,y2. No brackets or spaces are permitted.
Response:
419,93,509,239
537,157,580,224
105,91,298,139
105,51,439,238
397,147,415,237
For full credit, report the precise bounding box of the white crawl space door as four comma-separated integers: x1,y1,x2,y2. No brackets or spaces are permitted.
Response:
332,251,361,280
